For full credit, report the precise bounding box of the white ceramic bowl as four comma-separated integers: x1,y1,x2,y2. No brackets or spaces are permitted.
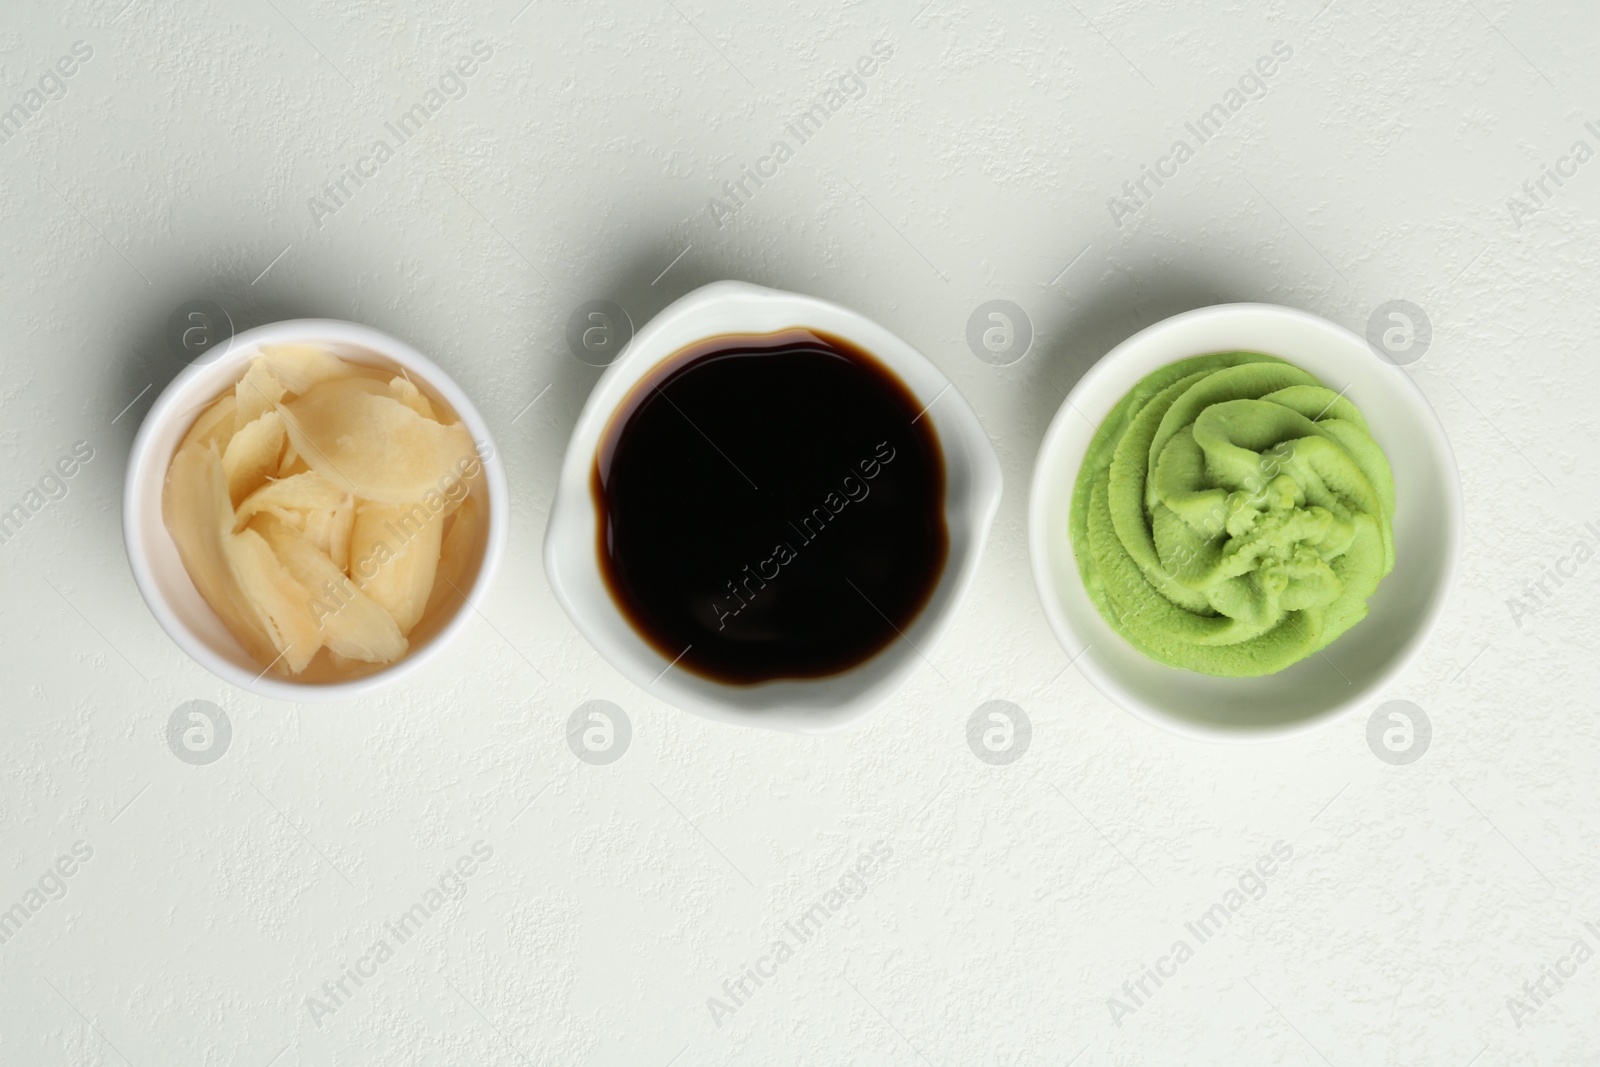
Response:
544,281,1002,734
124,319,508,701
1029,303,1461,742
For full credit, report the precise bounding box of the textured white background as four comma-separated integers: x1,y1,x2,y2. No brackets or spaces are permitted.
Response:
2,0,1598,1064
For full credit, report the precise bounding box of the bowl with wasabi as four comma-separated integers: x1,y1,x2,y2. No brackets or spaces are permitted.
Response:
1029,304,1460,741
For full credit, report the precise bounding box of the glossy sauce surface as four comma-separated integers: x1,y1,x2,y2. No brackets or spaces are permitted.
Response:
593,328,948,684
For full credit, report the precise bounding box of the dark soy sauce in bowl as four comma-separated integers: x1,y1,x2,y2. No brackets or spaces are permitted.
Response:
592,328,948,685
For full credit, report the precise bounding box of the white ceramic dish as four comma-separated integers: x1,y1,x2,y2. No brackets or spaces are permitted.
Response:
124,319,508,701
544,280,1002,734
1029,303,1462,742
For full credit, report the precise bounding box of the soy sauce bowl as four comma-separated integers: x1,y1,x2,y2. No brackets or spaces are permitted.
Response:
543,281,1002,734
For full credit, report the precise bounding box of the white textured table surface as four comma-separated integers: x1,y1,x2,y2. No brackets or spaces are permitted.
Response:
3,1,1599,1064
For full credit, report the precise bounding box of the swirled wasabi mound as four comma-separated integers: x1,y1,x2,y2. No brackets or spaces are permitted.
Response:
1069,352,1395,677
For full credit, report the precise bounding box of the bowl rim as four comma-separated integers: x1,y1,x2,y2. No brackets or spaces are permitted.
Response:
122,317,509,702
542,279,1003,734
1027,301,1464,743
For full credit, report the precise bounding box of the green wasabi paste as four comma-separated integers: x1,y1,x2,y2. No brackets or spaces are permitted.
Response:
1069,352,1396,677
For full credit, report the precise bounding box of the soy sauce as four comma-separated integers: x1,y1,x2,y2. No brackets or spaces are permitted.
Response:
592,328,948,685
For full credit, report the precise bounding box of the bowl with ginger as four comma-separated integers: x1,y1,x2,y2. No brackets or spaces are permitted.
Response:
124,320,508,699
